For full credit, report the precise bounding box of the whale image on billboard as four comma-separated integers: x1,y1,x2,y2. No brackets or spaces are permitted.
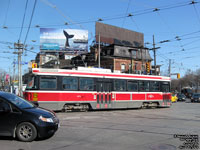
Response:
40,28,88,52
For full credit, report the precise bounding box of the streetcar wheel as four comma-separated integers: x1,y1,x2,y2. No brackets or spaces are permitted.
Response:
16,122,37,142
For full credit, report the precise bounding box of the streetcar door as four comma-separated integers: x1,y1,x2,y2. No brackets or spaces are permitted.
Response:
104,82,112,108
96,81,112,109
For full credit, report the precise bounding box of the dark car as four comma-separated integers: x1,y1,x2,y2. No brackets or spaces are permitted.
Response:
191,93,200,102
177,93,186,101
0,91,59,142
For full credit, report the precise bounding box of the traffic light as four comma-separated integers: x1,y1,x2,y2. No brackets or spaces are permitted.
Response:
177,73,180,79
32,63,37,68
146,62,150,73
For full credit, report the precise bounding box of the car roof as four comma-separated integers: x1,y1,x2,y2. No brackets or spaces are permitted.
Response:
0,91,15,99
193,93,200,95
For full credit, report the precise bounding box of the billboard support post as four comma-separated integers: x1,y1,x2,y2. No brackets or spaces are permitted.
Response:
153,35,156,75
98,33,101,68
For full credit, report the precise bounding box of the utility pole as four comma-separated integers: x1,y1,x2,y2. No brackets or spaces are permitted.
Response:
98,33,101,68
148,36,160,75
168,59,171,77
153,35,156,75
14,40,24,97
12,59,16,94
13,59,16,83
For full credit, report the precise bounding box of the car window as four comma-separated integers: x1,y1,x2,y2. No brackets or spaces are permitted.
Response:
0,93,34,109
0,99,10,110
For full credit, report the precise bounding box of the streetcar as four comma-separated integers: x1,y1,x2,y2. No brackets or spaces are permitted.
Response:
23,67,171,111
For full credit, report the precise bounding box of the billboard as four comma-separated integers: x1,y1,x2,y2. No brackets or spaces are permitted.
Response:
95,22,144,47
40,28,88,52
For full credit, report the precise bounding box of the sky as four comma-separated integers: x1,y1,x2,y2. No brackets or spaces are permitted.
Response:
0,0,200,78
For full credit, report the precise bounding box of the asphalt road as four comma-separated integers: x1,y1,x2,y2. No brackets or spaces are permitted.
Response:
0,102,200,150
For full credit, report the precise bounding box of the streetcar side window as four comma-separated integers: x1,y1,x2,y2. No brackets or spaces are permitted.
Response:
62,77,78,90
161,82,170,92
40,76,57,89
79,78,94,91
138,81,149,92
114,80,126,91
127,80,138,91
150,81,160,92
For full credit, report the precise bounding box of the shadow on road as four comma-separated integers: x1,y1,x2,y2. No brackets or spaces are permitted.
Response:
0,136,14,141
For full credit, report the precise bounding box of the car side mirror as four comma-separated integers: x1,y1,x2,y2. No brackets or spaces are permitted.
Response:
34,102,39,107
31,101,39,107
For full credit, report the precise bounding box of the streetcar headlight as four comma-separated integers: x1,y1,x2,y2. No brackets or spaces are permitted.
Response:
39,116,53,123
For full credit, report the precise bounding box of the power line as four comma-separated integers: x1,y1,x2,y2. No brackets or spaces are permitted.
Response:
3,0,10,27
19,0,29,41
2,0,200,29
190,0,200,26
23,0,37,46
129,16,140,31
155,11,185,52
40,0,94,39
157,31,200,44
121,0,131,28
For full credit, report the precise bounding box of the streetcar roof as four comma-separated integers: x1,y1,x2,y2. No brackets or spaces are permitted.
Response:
31,68,171,81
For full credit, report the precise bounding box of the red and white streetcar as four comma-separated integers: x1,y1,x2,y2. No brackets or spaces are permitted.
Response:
23,67,171,111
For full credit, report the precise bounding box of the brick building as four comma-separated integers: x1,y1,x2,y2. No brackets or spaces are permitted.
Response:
71,44,152,74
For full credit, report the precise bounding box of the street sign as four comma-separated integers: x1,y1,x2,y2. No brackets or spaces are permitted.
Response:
13,61,28,65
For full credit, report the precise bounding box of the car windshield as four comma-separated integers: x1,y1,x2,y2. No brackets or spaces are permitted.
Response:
179,94,185,97
193,94,200,97
1,93,34,109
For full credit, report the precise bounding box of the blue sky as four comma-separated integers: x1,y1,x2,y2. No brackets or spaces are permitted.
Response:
0,0,200,78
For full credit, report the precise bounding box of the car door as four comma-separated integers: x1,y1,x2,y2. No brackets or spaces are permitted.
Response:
0,99,22,136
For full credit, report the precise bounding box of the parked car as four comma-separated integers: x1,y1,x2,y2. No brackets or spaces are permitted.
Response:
177,93,186,101
191,93,200,102
0,91,59,142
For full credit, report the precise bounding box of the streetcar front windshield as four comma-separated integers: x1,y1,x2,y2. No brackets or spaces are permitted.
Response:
26,76,37,90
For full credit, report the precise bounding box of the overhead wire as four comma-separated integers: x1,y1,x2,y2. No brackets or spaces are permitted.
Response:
190,0,200,26
23,0,37,46
22,0,37,64
1,0,199,29
40,0,93,41
3,0,10,27
121,0,131,28
1,0,200,73
129,16,140,31
19,0,29,42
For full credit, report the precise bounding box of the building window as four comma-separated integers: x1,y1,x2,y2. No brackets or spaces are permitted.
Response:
129,64,132,73
121,64,126,72
131,50,137,57
135,63,138,71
